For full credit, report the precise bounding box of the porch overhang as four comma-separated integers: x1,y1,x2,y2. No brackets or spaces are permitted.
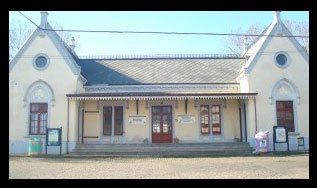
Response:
66,92,258,101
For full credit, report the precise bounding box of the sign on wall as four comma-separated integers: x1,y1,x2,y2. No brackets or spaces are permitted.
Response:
178,115,195,124
129,116,146,124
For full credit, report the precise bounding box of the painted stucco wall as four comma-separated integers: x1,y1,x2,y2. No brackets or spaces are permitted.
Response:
223,100,241,140
125,100,150,142
174,100,199,141
240,29,309,150
83,101,100,142
9,32,81,154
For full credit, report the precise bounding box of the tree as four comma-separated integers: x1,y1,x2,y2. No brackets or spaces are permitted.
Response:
9,20,33,61
283,20,309,52
9,20,74,61
222,23,264,55
223,20,309,55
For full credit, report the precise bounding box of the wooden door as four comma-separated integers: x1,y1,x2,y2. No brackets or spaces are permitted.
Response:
152,106,173,143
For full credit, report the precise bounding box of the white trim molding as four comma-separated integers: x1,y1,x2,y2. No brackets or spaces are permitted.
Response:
269,78,300,105
24,80,55,136
24,80,56,107
269,78,300,133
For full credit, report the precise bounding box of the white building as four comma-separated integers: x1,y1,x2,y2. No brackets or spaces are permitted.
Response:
9,11,309,154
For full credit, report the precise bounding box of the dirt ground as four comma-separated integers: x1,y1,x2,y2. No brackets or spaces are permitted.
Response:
9,154,309,179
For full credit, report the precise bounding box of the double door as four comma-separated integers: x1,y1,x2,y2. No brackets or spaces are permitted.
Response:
152,106,173,143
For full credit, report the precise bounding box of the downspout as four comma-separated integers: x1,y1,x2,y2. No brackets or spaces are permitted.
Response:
66,98,70,154
254,98,258,132
77,101,80,144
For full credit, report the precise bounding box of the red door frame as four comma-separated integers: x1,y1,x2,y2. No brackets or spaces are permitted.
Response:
152,106,173,143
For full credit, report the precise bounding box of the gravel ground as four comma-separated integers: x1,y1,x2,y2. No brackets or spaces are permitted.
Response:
9,154,309,179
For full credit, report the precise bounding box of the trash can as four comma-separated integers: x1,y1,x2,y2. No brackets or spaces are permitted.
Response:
255,130,269,153
28,137,42,155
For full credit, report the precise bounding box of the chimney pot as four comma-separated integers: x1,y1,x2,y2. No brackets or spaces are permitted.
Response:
70,37,76,50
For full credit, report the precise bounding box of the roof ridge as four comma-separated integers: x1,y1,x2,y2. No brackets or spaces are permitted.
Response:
76,54,243,60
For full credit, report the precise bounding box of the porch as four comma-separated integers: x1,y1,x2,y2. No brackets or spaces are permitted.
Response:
67,92,257,148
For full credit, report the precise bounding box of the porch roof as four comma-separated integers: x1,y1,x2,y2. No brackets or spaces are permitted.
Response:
66,92,257,101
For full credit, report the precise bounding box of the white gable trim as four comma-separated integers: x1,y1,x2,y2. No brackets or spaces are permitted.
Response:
269,78,300,105
9,24,80,75
281,22,309,64
245,23,276,74
245,22,309,74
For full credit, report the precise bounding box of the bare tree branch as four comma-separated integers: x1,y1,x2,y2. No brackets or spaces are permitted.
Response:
9,20,33,61
223,20,309,56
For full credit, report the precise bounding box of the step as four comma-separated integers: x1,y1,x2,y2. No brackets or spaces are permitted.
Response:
69,151,254,156
75,144,251,149
72,149,254,153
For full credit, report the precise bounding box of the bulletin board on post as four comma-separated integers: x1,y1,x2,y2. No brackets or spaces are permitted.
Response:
45,127,62,156
273,126,289,152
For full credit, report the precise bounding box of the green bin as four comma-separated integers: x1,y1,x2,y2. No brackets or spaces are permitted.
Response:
28,137,42,155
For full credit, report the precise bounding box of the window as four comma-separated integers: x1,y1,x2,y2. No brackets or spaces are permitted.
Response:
29,103,48,135
33,54,50,71
200,105,210,135
103,107,112,136
114,106,123,136
103,106,124,136
212,105,221,134
274,52,290,68
276,101,295,132
35,56,47,68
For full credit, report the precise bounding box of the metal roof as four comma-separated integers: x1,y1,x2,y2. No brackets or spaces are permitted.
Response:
75,57,245,85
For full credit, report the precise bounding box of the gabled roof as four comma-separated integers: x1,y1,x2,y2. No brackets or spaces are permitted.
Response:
244,20,309,74
75,57,245,86
9,23,81,76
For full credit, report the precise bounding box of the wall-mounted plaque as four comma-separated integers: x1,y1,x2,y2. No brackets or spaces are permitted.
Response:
129,116,146,124
178,115,195,124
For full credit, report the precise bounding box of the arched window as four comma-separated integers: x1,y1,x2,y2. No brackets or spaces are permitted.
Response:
24,80,55,136
269,78,300,133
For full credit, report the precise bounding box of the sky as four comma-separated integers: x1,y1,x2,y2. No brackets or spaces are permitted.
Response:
9,11,309,56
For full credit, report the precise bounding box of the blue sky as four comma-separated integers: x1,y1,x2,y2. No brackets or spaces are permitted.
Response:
9,11,309,56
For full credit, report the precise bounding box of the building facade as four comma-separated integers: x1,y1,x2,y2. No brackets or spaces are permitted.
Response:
9,11,309,154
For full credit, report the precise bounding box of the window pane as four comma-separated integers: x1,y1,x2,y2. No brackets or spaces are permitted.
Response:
40,103,48,111
163,115,171,133
276,101,283,109
153,107,161,113
200,105,209,134
276,54,287,66
114,106,123,135
31,104,39,111
212,106,219,113
163,107,171,113
103,107,112,136
35,56,47,68
153,115,161,133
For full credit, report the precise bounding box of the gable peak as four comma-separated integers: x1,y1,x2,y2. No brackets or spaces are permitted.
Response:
40,11,49,29
273,11,283,35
